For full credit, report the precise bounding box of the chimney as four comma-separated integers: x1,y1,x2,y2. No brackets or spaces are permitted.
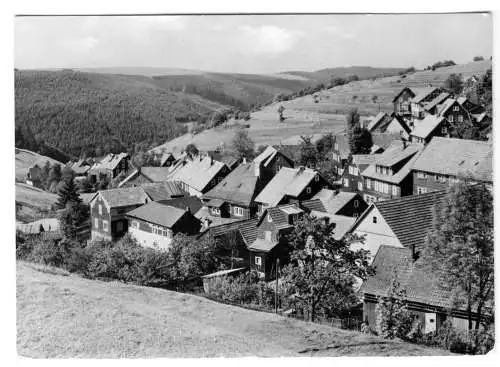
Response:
254,162,260,177
242,156,247,164
185,205,191,214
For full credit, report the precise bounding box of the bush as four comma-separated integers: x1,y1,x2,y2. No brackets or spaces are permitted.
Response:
29,238,71,268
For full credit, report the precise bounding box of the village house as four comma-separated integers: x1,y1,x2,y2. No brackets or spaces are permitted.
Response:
244,204,304,280
360,141,422,203
361,245,484,334
436,98,475,134
339,154,378,194
89,181,186,241
202,161,273,220
409,87,445,120
301,189,368,219
252,145,295,175
392,87,415,118
26,164,43,187
118,167,173,188
411,137,493,195
67,158,92,177
382,114,412,140
420,91,451,116
410,115,450,145
169,155,231,197
254,166,332,214
125,201,201,251
88,152,131,181
348,190,447,261
457,96,484,115
159,151,179,167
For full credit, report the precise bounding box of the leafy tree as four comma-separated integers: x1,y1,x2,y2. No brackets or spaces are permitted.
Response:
185,143,199,159
231,129,255,159
422,182,494,342
47,164,62,188
444,73,464,95
315,133,335,155
328,77,346,89
473,56,484,62
346,109,373,154
298,136,318,168
281,214,372,322
78,177,93,193
376,270,413,339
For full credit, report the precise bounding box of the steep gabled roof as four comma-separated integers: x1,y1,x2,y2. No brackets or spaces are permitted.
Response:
141,181,186,201
383,115,412,135
255,167,320,206
412,137,492,182
141,167,176,182
372,190,447,252
375,141,420,167
360,246,454,309
126,202,189,229
423,92,450,112
362,151,421,184
367,112,388,132
159,196,204,215
202,163,266,207
98,186,150,208
351,154,379,172
392,87,415,102
170,156,228,192
411,115,446,139
306,189,360,215
301,198,327,213
411,87,439,104
91,152,129,171
309,212,356,240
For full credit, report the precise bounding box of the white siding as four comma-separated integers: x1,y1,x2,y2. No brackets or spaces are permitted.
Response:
350,206,403,262
128,226,172,251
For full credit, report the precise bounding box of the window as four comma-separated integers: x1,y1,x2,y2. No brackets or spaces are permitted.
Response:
264,231,272,241
103,220,109,232
234,206,244,217
449,115,454,123
453,106,459,112
441,126,448,134
94,218,99,229
354,199,359,208
314,175,319,181
334,143,339,151
458,115,463,122
366,178,371,189
255,256,262,266
439,175,447,183
434,174,439,181
343,178,349,187
357,181,363,191
211,207,220,216
349,166,354,175
392,185,398,196
98,204,102,215
373,216,377,224
383,182,389,194
417,186,428,195
417,171,427,179
306,187,312,194
132,220,139,229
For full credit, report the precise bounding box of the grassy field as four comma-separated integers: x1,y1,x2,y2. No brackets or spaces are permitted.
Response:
17,261,449,358
15,148,64,182
15,183,58,210
152,60,491,154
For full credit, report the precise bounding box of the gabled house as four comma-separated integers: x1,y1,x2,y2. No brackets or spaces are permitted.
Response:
457,96,484,115
202,162,273,220
340,154,379,194
410,87,445,120
254,167,332,213
26,164,43,188
436,98,475,135
301,189,368,219
361,141,422,203
245,204,304,280
88,153,131,181
169,155,231,197
89,181,186,241
361,246,485,333
365,112,390,133
382,114,412,140
421,91,451,116
411,137,492,195
67,158,91,177
118,167,173,188
159,152,178,167
253,145,295,175
126,201,201,251
348,190,447,260
392,87,415,117
410,115,450,145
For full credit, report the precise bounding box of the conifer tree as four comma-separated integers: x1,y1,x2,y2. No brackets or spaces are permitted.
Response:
346,108,373,154
56,176,82,209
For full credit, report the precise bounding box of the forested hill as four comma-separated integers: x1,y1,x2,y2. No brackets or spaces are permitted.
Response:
15,70,225,158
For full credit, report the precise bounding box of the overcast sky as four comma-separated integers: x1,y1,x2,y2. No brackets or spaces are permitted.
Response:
15,13,492,74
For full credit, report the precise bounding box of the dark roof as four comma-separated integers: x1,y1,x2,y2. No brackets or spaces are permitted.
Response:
301,198,327,212
200,217,258,240
170,156,228,192
126,202,188,228
372,191,447,252
91,152,129,171
360,246,453,309
375,141,420,167
423,92,450,112
412,137,492,182
141,181,185,201
159,196,204,215
203,163,266,206
254,145,294,168
98,186,149,208
412,87,439,104
141,167,175,182
367,112,388,132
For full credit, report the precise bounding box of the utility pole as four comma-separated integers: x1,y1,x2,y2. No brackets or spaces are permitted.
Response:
275,258,280,314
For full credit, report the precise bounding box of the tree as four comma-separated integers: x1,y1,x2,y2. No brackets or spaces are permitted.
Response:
375,270,413,339
346,109,373,154
78,177,93,193
281,214,372,322
422,182,494,343
444,73,464,95
347,75,359,83
315,133,335,156
231,129,255,159
473,56,484,62
56,176,82,209
277,105,285,122
298,136,318,168
47,164,62,187
58,201,88,239
185,143,199,159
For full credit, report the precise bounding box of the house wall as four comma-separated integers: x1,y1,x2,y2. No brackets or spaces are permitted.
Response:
295,175,332,202
341,164,365,194
350,206,402,260
266,154,294,175
393,89,413,116
443,103,474,134
384,118,410,140
412,170,456,195
336,195,368,218
128,224,172,250
90,195,113,241
228,203,253,219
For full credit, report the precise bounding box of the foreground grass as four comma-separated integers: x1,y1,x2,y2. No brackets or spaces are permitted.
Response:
17,261,448,358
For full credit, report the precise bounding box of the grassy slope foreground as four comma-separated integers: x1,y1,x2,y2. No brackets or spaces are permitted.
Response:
17,261,447,358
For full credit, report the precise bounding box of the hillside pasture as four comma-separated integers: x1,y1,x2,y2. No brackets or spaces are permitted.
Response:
17,261,448,357
15,148,64,182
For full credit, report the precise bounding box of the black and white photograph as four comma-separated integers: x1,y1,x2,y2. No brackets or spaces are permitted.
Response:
11,5,495,359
